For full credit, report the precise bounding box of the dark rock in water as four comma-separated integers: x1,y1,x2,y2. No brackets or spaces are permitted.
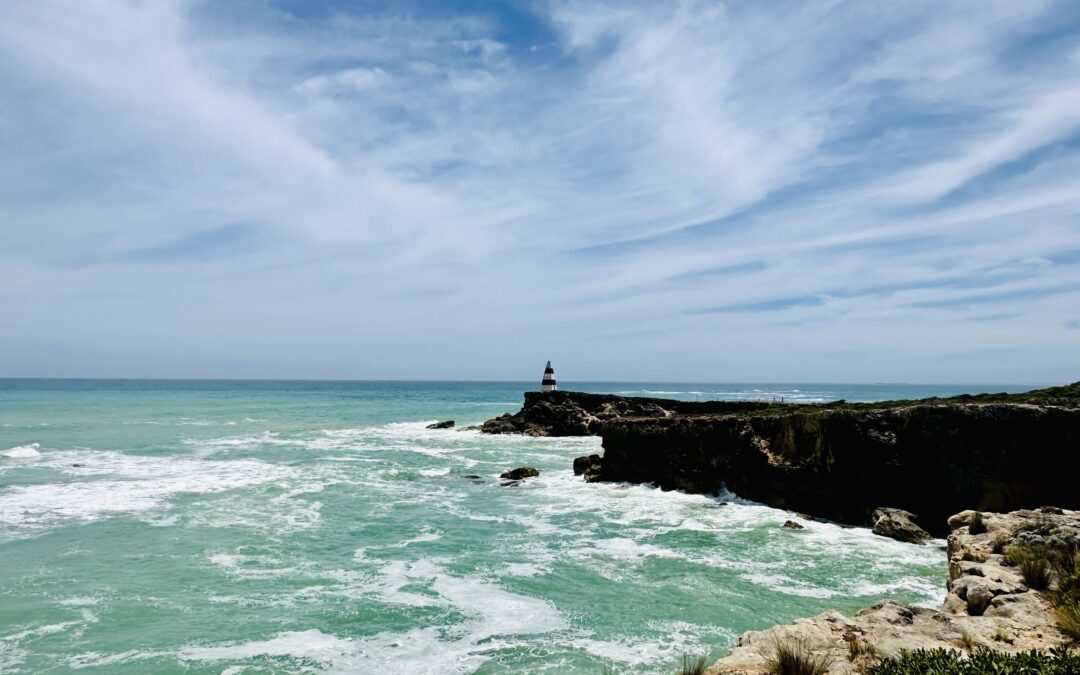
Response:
70,463,85,468
573,454,603,482
463,474,481,480
500,480,521,487
783,520,805,530
871,508,931,543
426,420,455,429
572,454,599,475
500,467,539,480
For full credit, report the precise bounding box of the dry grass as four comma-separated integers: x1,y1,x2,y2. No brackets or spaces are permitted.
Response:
992,626,1014,644
991,532,1009,554
767,639,832,675
677,654,708,675
957,631,978,651
1020,555,1052,590
847,635,879,661
1057,602,1080,642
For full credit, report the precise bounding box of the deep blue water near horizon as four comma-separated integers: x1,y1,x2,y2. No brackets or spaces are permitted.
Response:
0,380,1039,673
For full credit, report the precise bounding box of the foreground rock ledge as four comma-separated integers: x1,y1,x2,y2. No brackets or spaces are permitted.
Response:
706,507,1080,674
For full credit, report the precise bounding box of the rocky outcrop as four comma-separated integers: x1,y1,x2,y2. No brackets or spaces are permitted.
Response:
706,508,1080,674
481,390,774,437
426,420,455,429
484,384,1080,532
593,390,1080,535
871,508,931,543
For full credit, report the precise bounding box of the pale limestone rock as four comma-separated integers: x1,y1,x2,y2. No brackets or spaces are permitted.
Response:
705,508,1080,674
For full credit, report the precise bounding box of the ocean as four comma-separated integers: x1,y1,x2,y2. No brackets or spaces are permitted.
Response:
0,380,1037,673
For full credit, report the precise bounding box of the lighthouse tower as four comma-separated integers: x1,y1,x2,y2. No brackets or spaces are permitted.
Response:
540,361,557,392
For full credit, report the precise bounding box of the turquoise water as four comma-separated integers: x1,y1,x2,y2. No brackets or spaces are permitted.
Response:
0,380,1034,673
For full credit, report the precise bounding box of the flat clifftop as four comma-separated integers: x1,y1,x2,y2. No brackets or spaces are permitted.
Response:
481,383,1080,436
706,507,1080,673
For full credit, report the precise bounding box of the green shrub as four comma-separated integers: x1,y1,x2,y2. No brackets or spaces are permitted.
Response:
968,512,987,535
868,647,1080,674
766,639,832,675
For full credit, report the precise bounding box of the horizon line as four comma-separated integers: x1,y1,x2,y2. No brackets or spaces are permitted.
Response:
0,376,1057,388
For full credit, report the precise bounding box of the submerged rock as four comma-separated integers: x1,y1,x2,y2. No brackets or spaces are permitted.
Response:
783,520,805,530
426,420,455,429
500,467,539,480
872,508,931,543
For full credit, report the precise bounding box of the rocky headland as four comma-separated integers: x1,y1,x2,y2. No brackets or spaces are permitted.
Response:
482,385,1080,668
482,383,1080,534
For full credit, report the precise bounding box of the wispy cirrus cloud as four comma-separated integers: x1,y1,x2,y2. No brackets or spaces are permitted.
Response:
0,0,1078,382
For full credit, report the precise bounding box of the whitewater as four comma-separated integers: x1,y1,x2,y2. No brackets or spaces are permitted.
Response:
0,380,1034,673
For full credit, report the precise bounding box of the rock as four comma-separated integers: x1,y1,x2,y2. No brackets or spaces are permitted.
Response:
966,583,993,615
70,463,85,467
481,390,772,437
704,507,1080,674
463,474,481,480
783,520,805,529
573,454,603,481
871,508,932,543
500,467,539,480
426,420,455,429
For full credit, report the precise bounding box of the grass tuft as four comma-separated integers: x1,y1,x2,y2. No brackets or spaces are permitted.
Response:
1020,555,1052,590
968,511,987,535
677,654,708,675
957,631,978,651
847,635,879,661
991,532,1009,554
767,639,831,675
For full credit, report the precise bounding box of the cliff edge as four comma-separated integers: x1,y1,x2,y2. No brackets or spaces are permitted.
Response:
482,383,1080,532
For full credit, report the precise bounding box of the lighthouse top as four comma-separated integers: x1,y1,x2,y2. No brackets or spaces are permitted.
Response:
541,361,557,392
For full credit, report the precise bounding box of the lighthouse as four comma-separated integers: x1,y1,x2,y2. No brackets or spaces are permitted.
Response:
540,361,557,392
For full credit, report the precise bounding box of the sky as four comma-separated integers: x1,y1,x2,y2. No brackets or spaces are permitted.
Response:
1,0,1080,383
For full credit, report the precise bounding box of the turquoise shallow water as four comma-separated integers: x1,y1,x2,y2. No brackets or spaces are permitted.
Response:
0,380,1036,673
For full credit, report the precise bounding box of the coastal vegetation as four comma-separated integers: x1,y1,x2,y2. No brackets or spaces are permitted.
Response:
866,647,1080,674
765,640,831,675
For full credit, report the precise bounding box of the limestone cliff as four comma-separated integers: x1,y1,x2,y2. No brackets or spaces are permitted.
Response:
482,383,1080,533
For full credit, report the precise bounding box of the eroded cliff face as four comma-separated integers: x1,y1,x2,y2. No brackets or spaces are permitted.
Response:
481,385,1080,531
596,404,1080,533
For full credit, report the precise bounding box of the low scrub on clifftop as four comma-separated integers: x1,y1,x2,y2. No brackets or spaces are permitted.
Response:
867,647,1080,674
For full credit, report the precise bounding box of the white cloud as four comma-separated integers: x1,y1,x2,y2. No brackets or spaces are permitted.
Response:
296,67,391,95
0,0,1078,381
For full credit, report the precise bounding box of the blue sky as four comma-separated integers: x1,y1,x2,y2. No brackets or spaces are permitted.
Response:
2,0,1079,383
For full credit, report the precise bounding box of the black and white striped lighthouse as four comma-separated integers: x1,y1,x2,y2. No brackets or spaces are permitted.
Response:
540,361,557,392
